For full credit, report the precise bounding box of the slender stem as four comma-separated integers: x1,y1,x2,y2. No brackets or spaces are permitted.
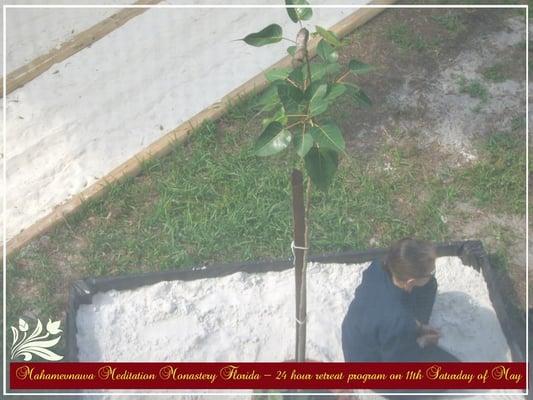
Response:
298,29,312,92
286,78,301,90
282,37,297,44
286,120,303,130
298,121,307,161
294,28,312,364
313,122,350,157
302,43,313,126
304,178,312,251
304,178,312,252
304,51,313,91
249,108,266,122
335,70,351,83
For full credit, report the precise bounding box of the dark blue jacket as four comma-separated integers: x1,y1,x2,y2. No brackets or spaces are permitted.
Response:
341,259,427,362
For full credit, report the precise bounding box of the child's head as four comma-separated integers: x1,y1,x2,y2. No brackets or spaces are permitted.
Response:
384,238,436,291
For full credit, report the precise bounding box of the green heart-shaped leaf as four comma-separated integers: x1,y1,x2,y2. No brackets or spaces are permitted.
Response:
286,0,313,23
254,122,292,156
325,83,346,104
243,24,283,47
294,132,314,158
309,84,329,116
262,107,288,128
287,66,303,86
303,62,342,82
279,81,304,102
255,86,280,112
315,26,341,47
304,146,339,190
304,82,321,101
344,83,372,107
265,67,292,82
278,83,303,114
310,123,345,152
348,59,373,75
287,46,296,56
317,40,338,63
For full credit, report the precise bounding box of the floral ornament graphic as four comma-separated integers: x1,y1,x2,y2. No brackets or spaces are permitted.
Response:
11,318,64,361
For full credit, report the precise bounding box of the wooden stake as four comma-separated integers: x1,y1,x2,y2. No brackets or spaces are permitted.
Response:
291,169,306,361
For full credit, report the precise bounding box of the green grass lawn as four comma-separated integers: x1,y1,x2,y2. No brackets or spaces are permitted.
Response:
7,87,526,328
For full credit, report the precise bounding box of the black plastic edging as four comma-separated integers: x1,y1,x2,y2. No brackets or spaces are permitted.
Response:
474,241,526,362
66,240,524,362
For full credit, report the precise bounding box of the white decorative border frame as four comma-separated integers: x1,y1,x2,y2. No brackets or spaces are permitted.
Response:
2,2,528,397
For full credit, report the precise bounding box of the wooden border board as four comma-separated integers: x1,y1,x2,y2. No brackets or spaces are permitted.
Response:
2,0,162,96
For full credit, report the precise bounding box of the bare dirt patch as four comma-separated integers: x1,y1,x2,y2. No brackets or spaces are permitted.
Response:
337,8,525,161
337,8,527,313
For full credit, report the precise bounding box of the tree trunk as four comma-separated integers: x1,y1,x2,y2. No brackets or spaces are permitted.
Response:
291,169,306,361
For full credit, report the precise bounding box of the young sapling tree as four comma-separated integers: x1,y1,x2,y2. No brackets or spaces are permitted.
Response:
240,0,373,361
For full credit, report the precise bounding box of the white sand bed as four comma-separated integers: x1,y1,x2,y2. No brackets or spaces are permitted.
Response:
76,257,519,399
5,3,360,241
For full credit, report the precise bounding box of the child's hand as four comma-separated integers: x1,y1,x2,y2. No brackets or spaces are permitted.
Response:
417,332,440,348
416,323,441,348
419,323,440,336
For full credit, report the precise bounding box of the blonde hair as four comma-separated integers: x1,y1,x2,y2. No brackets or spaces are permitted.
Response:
384,238,436,281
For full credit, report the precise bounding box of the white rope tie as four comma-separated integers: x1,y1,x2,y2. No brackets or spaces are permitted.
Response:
295,316,307,325
291,240,309,259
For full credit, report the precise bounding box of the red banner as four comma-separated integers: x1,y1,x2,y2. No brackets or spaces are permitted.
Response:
10,362,526,391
